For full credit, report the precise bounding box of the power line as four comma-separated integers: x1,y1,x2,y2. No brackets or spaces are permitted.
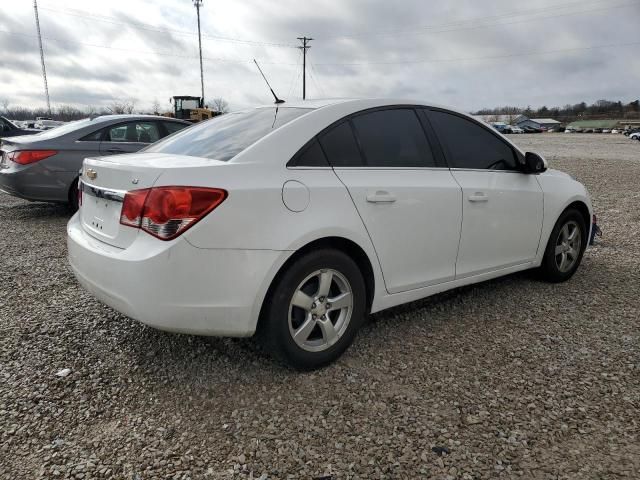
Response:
308,60,326,98
3,29,637,74
0,29,296,65
286,49,303,98
322,0,640,39
314,40,640,66
37,4,297,49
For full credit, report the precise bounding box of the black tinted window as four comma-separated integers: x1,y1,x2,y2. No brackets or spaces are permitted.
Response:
429,110,518,170
164,122,188,135
145,108,311,161
352,109,435,167
318,122,363,167
292,139,329,167
79,129,104,142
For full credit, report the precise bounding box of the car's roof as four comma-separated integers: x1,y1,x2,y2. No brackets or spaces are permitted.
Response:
91,114,188,123
251,98,454,111
229,97,526,164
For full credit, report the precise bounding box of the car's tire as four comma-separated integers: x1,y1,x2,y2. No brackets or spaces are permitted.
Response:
68,178,79,212
538,208,587,283
259,249,367,370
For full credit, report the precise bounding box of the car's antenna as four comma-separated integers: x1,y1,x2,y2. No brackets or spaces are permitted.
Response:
253,59,285,104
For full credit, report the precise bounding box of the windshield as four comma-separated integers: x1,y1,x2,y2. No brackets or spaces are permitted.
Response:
178,99,200,109
144,107,312,161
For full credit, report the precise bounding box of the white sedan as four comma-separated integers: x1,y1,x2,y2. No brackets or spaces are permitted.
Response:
68,99,593,369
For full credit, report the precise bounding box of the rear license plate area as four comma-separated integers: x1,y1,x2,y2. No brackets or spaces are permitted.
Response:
80,183,124,239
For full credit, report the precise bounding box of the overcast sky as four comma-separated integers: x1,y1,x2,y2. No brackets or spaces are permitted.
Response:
0,0,638,113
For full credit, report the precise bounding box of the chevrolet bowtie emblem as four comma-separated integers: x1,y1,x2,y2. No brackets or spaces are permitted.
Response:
86,168,97,180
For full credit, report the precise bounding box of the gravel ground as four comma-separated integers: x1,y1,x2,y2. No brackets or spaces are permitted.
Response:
1,134,639,479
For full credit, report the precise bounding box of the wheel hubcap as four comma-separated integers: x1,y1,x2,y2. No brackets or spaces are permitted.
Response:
288,269,353,352
555,220,582,273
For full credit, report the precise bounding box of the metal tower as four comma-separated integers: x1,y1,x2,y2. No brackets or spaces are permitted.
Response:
33,0,51,115
193,0,205,103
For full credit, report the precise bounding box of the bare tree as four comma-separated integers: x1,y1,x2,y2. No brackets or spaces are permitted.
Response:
107,100,136,115
1,98,8,113
210,97,229,114
151,98,161,115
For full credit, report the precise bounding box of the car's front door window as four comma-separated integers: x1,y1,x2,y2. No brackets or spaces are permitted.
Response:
428,110,518,170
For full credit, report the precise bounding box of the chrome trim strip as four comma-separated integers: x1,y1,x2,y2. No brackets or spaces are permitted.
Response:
331,167,450,171
80,180,126,203
449,168,522,173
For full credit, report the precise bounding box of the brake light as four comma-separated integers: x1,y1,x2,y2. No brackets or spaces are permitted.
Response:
120,189,149,228
119,186,227,240
9,150,57,165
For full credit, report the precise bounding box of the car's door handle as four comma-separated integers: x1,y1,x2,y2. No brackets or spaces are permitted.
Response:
468,192,489,202
366,191,396,203
106,148,124,154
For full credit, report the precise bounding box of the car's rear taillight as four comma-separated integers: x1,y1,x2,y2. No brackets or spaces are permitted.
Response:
9,150,58,165
119,186,227,240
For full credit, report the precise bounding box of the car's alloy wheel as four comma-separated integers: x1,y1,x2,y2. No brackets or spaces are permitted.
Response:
538,208,586,282
259,249,366,370
288,268,353,352
554,220,582,273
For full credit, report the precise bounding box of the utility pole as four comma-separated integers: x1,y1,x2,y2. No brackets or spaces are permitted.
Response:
297,36,313,100
193,0,205,103
33,0,51,115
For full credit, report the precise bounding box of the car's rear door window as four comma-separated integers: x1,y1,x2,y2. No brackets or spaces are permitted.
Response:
105,122,160,143
79,129,104,142
318,122,363,167
351,109,436,167
290,138,329,167
144,108,312,161
427,110,518,170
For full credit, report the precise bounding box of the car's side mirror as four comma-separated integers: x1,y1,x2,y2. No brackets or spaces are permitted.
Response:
523,152,547,174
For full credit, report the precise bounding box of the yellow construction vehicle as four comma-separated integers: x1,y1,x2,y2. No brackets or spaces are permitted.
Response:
164,96,219,123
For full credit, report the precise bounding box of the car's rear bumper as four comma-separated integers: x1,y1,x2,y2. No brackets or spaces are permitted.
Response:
67,213,288,337
0,163,74,202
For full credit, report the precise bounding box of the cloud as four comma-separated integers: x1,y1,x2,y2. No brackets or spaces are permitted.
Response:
0,0,637,112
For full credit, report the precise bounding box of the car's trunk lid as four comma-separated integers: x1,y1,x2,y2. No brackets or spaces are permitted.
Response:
79,153,220,248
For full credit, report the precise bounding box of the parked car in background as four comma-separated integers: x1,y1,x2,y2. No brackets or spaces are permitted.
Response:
629,132,640,141
491,122,511,134
35,119,66,130
67,99,594,369
0,116,40,138
509,125,524,134
0,115,190,210
624,128,640,136
611,129,621,134
522,125,544,133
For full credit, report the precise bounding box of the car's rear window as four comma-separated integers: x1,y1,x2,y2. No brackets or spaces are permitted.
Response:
143,107,312,161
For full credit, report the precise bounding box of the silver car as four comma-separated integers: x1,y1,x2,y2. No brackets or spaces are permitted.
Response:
0,115,190,209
